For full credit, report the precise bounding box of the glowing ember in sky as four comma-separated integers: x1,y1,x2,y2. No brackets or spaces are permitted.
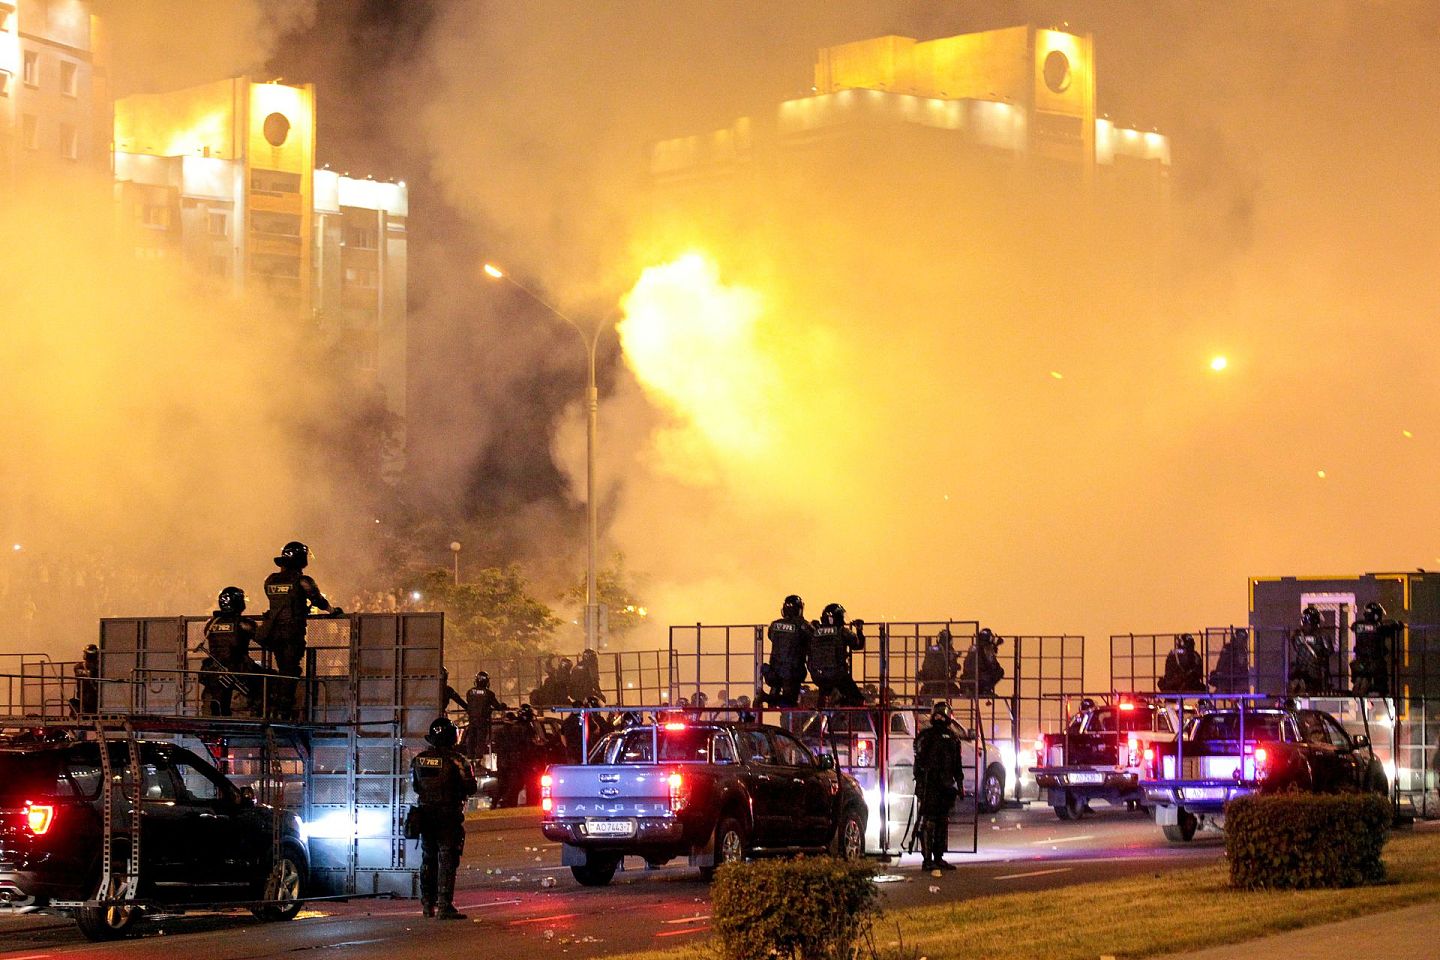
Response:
1210,356,1228,371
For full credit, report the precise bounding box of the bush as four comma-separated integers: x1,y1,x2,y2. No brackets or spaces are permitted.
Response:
711,857,879,960
1225,793,1391,890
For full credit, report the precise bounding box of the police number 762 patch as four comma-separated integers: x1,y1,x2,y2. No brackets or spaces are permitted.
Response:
417,756,443,768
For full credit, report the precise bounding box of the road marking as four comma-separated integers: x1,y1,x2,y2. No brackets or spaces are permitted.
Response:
662,915,711,925
994,867,1073,881
1029,834,1094,844
508,912,579,925
462,898,523,909
4,954,51,960
656,926,710,938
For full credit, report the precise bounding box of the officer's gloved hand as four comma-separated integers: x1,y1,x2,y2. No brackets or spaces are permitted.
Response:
329,607,346,617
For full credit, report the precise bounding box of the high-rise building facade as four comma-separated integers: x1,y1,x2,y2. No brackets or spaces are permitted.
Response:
112,77,408,469
0,0,110,190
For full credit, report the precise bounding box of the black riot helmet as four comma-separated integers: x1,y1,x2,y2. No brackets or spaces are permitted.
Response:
83,643,99,656
782,594,804,618
275,541,310,569
518,703,536,721
426,716,458,748
474,671,489,690
821,603,845,626
558,657,573,672
1364,601,1386,623
977,627,1002,648
1232,627,1249,642
930,701,952,727
217,586,246,615
1176,633,1195,651
1301,605,1322,630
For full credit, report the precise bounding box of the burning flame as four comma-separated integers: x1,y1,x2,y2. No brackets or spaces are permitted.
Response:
618,253,780,475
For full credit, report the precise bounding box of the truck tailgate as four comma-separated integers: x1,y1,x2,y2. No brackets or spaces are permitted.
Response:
548,764,674,819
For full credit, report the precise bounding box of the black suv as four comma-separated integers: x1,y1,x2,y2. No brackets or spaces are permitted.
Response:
0,736,308,940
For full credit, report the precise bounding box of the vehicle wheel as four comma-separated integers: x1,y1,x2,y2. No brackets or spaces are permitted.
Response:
1054,792,1084,821
830,808,865,861
977,763,1006,814
1368,764,1390,798
76,897,140,941
700,816,747,880
253,842,307,921
1161,808,1198,843
571,855,620,887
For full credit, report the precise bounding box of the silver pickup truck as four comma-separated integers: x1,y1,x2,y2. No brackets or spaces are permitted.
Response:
540,720,867,885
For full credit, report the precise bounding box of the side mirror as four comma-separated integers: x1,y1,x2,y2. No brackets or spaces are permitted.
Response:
238,785,256,807
817,754,836,771
1351,734,1370,750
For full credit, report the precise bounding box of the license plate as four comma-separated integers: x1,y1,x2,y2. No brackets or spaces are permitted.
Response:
1182,787,1227,801
1067,772,1104,785
584,818,635,837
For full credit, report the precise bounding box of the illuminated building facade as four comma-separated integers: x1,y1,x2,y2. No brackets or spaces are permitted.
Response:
0,0,110,189
652,25,1170,277
113,77,408,468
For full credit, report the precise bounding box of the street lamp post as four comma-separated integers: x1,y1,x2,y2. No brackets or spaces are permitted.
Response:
449,541,462,585
484,262,607,651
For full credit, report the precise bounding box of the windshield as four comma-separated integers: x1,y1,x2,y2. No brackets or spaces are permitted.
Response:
1190,712,1284,742
603,727,719,764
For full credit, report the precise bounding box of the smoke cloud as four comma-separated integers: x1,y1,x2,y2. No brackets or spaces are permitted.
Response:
396,0,1440,668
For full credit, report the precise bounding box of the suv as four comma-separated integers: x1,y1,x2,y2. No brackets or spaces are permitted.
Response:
0,736,308,939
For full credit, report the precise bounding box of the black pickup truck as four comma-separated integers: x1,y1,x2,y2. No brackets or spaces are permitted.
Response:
1032,697,1177,819
1143,706,1389,842
540,720,867,885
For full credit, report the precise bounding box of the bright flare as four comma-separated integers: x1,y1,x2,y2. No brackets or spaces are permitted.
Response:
1210,355,1228,372
618,253,777,470
483,263,504,279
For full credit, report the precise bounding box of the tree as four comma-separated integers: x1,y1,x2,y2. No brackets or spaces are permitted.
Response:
562,553,649,643
401,565,560,660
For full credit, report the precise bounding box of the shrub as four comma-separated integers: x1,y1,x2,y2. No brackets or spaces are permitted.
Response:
1225,793,1391,890
711,856,879,960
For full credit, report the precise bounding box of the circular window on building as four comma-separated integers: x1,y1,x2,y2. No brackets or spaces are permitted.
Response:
262,112,291,147
1043,50,1072,93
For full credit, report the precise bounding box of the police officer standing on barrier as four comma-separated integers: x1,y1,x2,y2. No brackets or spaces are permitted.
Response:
913,701,965,871
1351,602,1396,697
808,603,867,708
761,594,814,707
1289,606,1333,695
1158,633,1205,692
1208,627,1251,694
460,671,506,759
258,541,340,720
959,628,1006,698
409,716,477,920
198,587,264,716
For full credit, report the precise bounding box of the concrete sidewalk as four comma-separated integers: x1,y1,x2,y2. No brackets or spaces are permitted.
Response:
1156,900,1440,960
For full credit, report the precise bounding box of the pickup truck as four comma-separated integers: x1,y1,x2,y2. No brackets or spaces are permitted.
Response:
540,720,867,886
1031,697,1176,820
1143,705,1389,842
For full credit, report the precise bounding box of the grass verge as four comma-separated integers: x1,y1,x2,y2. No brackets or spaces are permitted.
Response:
606,828,1440,960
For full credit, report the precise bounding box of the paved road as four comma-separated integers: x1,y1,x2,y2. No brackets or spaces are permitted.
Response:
0,803,1225,959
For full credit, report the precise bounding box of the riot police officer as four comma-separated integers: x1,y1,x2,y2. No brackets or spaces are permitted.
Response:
440,667,467,715
459,671,506,759
258,541,339,720
409,717,477,919
761,594,814,707
570,649,604,703
1158,634,1204,692
1289,606,1333,695
1208,627,1251,694
808,603,867,707
199,586,264,716
912,701,965,871
70,644,100,716
918,626,959,699
959,628,1006,698
1351,602,1396,697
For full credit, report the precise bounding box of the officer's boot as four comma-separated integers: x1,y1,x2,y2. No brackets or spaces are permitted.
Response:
918,819,935,870
931,820,955,870
435,844,466,920
419,848,437,918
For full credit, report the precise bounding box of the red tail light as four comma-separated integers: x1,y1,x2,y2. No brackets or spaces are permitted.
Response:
1142,747,1155,778
540,773,553,814
1254,747,1269,779
1127,735,1140,767
1034,738,1047,767
1118,701,1136,711
23,801,54,836
663,722,687,731
852,736,875,768
668,771,686,812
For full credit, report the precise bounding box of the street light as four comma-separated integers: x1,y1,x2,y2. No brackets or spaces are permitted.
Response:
449,541,462,585
483,261,610,651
